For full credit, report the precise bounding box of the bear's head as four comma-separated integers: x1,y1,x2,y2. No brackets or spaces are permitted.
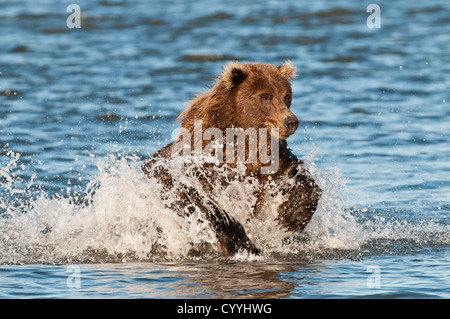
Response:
174,62,299,173
219,61,299,140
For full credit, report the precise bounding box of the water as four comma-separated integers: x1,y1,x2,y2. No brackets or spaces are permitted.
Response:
0,0,449,299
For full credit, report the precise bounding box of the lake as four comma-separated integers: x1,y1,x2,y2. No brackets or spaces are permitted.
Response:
0,0,449,299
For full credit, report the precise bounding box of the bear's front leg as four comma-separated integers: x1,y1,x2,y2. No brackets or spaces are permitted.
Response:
276,162,322,232
205,200,261,257
142,149,260,257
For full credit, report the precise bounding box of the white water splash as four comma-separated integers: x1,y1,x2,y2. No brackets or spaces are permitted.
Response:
0,152,447,264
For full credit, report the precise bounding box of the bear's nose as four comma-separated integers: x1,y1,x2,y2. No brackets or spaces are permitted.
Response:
284,116,299,135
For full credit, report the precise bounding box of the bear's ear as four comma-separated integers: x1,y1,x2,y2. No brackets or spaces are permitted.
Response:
278,60,297,80
221,62,247,90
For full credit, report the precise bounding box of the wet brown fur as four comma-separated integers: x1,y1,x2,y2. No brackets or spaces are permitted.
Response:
142,62,321,257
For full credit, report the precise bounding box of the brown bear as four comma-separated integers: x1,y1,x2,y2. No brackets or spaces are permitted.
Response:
142,61,321,257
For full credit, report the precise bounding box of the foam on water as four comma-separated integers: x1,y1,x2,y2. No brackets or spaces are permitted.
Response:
0,151,448,265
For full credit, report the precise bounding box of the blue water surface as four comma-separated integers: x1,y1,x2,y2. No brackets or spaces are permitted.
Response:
0,0,449,298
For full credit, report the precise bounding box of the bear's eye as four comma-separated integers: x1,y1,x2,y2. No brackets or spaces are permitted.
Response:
260,93,271,102
284,94,292,107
